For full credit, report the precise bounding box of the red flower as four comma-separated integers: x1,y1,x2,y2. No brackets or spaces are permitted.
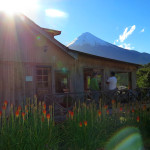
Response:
18,106,21,112
46,113,50,119
120,107,123,112
22,112,25,117
137,116,140,122
104,105,108,109
4,100,8,106
43,110,46,115
70,111,74,119
84,121,87,126
43,104,46,110
132,109,135,113
112,100,115,104
79,122,82,127
2,105,6,110
98,111,101,117
0,111,2,117
106,109,109,115
15,110,19,117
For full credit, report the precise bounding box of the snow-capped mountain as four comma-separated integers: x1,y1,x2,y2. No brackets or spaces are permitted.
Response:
67,32,150,65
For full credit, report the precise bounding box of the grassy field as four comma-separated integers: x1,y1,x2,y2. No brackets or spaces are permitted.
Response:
0,96,150,150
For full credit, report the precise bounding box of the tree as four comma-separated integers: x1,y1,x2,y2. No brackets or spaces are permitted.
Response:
136,63,150,88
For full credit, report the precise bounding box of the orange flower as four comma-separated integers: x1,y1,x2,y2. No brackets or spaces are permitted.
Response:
68,110,71,114
112,100,115,104
106,109,109,115
0,111,2,117
43,104,46,110
15,110,19,117
26,109,28,113
18,106,21,112
98,111,101,117
2,105,6,110
104,105,108,109
4,100,8,106
143,105,146,111
46,113,50,119
79,122,82,127
43,110,46,115
84,121,87,127
70,111,74,119
132,109,135,113
137,116,140,122
120,107,123,112
22,112,25,117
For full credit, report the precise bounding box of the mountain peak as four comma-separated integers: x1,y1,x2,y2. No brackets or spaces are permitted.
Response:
67,32,109,47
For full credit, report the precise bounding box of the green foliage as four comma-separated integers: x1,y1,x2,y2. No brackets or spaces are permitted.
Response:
116,73,128,87
137,63,150,88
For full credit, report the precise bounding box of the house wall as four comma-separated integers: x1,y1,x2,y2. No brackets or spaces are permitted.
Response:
0,21,75,105
72,53,138,92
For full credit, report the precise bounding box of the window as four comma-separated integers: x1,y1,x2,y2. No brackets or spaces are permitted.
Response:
55,71,69,93
36,67,50,89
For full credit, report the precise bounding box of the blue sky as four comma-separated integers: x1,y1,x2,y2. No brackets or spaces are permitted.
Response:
17,0,150,53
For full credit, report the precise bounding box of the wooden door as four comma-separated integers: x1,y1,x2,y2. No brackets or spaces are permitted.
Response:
36,67,51,100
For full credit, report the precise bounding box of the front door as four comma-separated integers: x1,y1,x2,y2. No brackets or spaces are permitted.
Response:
36,67,51,100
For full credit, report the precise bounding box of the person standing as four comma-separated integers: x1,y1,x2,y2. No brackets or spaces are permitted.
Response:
90,72,100,107
106,71,117,105
106,71,117,91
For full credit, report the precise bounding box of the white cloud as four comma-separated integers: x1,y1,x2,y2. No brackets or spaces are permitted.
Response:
45,9,68,18
140,28,144,33
119,25,136,42
118,43,134,50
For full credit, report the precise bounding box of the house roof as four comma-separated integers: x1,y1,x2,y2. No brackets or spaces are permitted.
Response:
17,14,75,59
42,28,61,36
68,48,141,67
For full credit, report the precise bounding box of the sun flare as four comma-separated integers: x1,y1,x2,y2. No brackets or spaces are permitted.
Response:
0,0,39,15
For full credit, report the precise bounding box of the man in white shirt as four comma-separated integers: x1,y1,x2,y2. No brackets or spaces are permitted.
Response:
106,72,117,107
106,71,117,91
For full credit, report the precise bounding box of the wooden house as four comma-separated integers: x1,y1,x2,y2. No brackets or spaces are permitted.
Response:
0,12,139,107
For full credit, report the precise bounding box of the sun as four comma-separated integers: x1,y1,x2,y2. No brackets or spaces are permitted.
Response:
0,0,39,15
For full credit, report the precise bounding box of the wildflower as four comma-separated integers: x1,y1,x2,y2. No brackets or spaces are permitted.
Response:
79,122,82,127
26,109,28,113
132,109,135,113
70,111,74,119
4,100,8,106
46,113,50,120
18,106,21,112
0,111,2,117
84,121,87,127
120,107,123,112
137,116,140,122
2,105,6,110
22,112,25,117
68,110,71,115
120,116,126,123
15,110,19,117
43,104,46,110
43,110,46,116
106,109,109,115
104,105,108,109
112,100,115,104
143,105,146,111
98,111,101,117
